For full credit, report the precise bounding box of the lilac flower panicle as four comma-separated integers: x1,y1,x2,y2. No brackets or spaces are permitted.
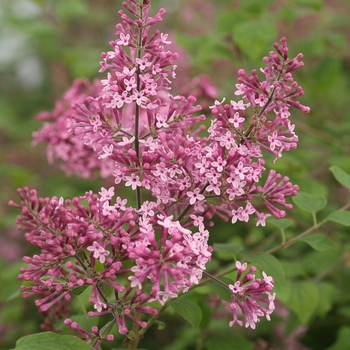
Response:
9,185,211,336
228,261,275,329
10,0,309,346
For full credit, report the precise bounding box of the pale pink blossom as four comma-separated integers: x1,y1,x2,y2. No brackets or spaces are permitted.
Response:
87,242,110,264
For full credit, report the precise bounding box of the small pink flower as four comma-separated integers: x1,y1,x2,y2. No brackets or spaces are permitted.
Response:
125,174,141,190
94,300,107,313
99,144,114,159
117,136,135,146
230,100,247,110
117,32,130,46
87,242,110,264
187,188,205,205
228,112,245,128
156,113,169,128
160,33,171,45
136,56,152,71
229,281,243,294
99,187,115,201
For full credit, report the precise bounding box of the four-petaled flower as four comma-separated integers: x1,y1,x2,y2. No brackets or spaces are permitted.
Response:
99,187,115,201
94,300,107,313
87,241,110,264
125,174,142,190
117,32,130,46
187,188,205,205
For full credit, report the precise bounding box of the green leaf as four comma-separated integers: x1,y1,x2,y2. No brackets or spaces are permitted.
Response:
217,10,249,34
232,19,277,61
287,281,319,324
267,218,293,230
329,165,350,190
249,253,285,285
339,307,350,319
170,297,202,331
327,211,350,226
213,242,243,256
326,326,350,350
273,278,291,304
315,282,336,317
297,233,335,251
207,334,253,350
292,192,327,213
302,250,341,275
12,332,93,350
280,260,306,278
209,277,233,302
71,284,89,296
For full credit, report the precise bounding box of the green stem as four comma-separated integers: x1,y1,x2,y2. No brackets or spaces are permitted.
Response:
202,270,230,288
74,254,109,303
280,229,286,244
265,201,350,255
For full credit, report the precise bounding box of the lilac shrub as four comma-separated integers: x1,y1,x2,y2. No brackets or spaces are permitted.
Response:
9,0,309,348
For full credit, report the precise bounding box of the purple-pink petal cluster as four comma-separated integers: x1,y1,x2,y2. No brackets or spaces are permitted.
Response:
9,185,211,334
32,79,114,178
10,0,310,345
228,261,275,329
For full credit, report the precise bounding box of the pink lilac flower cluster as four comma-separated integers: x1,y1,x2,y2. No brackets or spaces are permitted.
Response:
228,261,275,329
32,78,115,179
65,7,309,230
9,185,211,340
10,0,309,346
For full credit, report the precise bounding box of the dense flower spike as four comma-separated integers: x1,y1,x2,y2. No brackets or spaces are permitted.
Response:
9,186,210,334
11,0,309,347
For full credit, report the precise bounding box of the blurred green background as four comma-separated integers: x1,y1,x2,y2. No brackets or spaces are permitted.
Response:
1,0,350,349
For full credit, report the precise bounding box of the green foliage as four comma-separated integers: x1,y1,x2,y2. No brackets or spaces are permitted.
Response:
330,165,350,191
297,233,335,251
71,285,89,296
206,333,253,350
267,218,294,231
326,327,350,350
11,332,93,350
170,297,202,331
292,192,327,213
232,19,277,61
209,277,233,302
213,242,244,256
327,211,350,226
315,282,336,317
287,281,319,324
